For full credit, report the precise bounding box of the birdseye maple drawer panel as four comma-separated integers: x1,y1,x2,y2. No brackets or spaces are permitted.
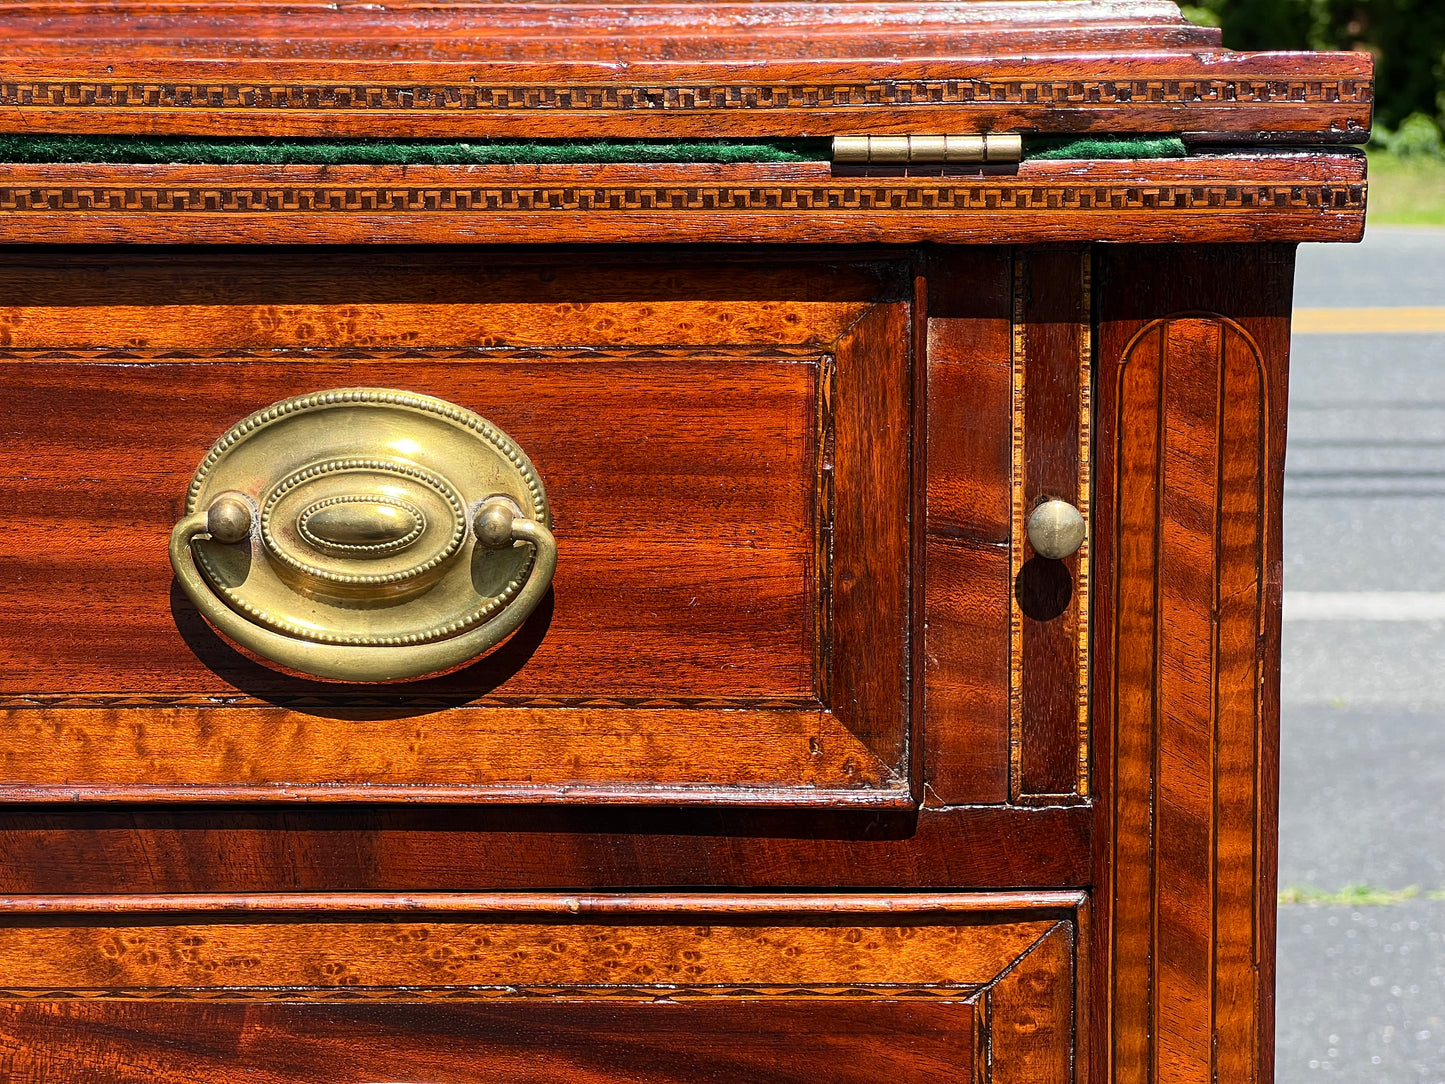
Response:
0,247,941,806
0,892,1083,1084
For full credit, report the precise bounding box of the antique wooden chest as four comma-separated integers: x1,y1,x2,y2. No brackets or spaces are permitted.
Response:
0,3,1369,1081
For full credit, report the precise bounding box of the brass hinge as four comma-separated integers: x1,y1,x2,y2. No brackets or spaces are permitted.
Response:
831,133,1023,164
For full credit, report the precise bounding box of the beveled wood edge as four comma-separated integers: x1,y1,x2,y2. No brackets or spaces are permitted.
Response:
908,260,929,803
0,890,1088,916
0,697,904,804
0,781,912,805
0,51,1373,141
0,895,1081,1017
982,918,1078,1082
0,155,1367,245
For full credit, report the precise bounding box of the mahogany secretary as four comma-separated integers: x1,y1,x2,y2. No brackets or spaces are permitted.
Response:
0,3,1368,1081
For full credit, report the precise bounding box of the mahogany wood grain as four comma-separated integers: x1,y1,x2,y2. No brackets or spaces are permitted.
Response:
1,359,819,700
0,892,1078,1081
923,541,1012,807
0,805,1093,892
0,1000,979,1084
924,247,1012,544
1093,244,1291,1084
922,248,1012,806
0,1,1370,142
0,148,1349,1084
0,1,1228,63
830,301,911,765
0,156,1367,246
0,0,1371,1073
0,251,925,804
1015,246,1089,799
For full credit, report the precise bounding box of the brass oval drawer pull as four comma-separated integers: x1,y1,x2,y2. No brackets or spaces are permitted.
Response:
169,388,555,682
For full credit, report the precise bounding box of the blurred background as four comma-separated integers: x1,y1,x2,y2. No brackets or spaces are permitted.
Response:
1182,3,1445,1081
1186,0,1445,223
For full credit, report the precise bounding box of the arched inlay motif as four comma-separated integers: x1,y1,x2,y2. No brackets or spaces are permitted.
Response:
1112,313,1268,1084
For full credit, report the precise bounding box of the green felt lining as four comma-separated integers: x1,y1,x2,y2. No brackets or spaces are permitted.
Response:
0,136,826,165
1024,135,1189,160
0,134,1191,165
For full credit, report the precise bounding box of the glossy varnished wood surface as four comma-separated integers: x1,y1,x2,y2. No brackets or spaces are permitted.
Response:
0,233,1312,1080
3,359,821,700
0,2,1370,141
0,805,1093,892
0,1000,980,1084
0,155,1367,246
0,249,923,804
0,893,1080,1083
1092,245,1290,1084
1014,246,1090,800
922,247,1012,806
0,0,1367,1074
0,1,1233,62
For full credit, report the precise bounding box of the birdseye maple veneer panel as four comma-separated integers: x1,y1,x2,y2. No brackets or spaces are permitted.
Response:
0,251,938,806
0,892,1082,1084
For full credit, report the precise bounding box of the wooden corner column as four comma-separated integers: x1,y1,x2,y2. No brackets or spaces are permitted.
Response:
1092,244,1293,1084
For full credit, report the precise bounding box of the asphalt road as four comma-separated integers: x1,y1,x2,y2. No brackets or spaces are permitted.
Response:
1277,227,1445,1082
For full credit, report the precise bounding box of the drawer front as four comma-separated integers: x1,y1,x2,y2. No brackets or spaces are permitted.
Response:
0,246,1093,810
0,250,918,806
0,893,1082,1084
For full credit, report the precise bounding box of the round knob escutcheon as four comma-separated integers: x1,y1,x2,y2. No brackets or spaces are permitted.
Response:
1026,498,1086,560
169,387,555,683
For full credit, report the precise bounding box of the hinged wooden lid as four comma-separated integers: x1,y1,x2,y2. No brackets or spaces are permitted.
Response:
0,1,1371,142
0,2,1370,244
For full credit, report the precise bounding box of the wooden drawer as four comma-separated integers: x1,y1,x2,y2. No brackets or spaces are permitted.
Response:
0,248,924,806
0,892,1083,1083
0,245,1092,809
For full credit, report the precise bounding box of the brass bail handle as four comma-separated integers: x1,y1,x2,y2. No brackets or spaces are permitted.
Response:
167,388,556,683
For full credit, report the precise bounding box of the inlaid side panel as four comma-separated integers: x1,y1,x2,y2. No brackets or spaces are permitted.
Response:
1095,245,1291,1084
1012,247,1091,801
922,245,1093,809
0,893,1083,1084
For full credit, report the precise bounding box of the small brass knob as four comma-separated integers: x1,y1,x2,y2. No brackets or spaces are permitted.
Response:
1027,499,1086,560
206,493,253,544
474,499,517,550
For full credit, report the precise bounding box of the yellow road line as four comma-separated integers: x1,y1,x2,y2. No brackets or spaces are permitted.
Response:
1294,307,1445,334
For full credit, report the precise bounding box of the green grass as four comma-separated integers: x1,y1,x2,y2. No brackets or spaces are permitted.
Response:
1367,151,1445,226
1279,882,1445,906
